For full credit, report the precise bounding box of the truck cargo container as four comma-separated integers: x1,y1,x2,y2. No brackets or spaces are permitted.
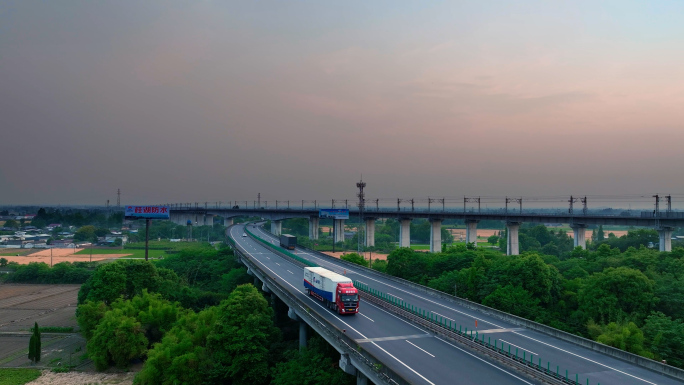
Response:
280,234,297,250
303,266,359,314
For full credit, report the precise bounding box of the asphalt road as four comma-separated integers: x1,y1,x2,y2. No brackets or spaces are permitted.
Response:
250,225,681,385
230,224,540,385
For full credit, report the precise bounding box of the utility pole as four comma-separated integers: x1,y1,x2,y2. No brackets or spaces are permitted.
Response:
258,193,261,208
568,195,578,215
581,197,587,215
117,189,121,208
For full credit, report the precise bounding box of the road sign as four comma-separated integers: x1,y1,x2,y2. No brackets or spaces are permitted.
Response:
125,206,170,220
319,209,349,219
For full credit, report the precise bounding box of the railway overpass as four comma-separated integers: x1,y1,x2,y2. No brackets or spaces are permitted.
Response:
227,222,684,385
172,205,684,254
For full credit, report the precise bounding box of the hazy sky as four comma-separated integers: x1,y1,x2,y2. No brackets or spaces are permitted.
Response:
2,1,684,207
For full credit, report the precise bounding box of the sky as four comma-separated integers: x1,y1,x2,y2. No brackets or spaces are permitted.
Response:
1,1,684,208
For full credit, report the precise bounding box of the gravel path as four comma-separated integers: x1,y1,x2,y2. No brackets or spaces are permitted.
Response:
25,370,135,385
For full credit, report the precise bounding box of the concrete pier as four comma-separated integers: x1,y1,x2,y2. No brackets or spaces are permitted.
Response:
466,220,479,246
659,228,673,252
399,219,411,248
271,220,282,236
429,219,442,253
224,217,233,226
334,219,345,243
309,217,319,240
571,225,587,249
299,321,307,350
365,218,375,247
506,222,520,256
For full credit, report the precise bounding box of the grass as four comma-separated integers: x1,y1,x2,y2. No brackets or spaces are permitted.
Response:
73,248,167,259
0,368,42,385
29,326,74,333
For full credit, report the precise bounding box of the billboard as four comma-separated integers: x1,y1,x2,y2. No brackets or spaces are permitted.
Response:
125,205,170,220
319,209,349,219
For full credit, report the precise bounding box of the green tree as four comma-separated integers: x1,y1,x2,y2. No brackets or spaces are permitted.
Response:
74,225,97,242
4,219,18,229
578,267,657,324
0,257,7,267
482,285,542,320
487,235,499,245
28,322,41,363
134,307,218,385
76,300,109,340
341,253,368,267
596,225,605,242
271,338,353,385
88,309,148,370
206,284,279,385
642,312,684,367
591,321,652,357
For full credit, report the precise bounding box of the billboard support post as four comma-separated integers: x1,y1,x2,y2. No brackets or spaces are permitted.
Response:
145,219,150,261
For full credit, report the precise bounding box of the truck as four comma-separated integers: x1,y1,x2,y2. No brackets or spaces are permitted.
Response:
280,234,297,250
303,267,359,315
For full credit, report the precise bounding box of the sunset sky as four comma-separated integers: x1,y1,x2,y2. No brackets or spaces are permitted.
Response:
2,1,683,207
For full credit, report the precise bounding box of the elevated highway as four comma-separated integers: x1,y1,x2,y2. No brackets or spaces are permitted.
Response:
176,206,682,253
228,223,683,385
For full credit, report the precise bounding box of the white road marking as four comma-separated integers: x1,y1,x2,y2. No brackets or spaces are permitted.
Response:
435,337,534,385
479,328,522,334
275,262,280,266
431,311,455,321
358,312,374,322
287,270,294,275
499,340,538,356
357,334,431,343
388,293,404,300
406,340,435,357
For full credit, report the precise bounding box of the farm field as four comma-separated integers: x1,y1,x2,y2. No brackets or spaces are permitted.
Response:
73,248,167,259
0,284,88,371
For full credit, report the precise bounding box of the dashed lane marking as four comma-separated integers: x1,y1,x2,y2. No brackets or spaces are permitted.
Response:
406,340,435,357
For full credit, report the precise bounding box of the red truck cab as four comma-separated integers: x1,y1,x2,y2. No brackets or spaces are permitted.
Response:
336,283,359,314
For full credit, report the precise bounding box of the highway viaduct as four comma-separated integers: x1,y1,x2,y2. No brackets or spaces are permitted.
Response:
227,221,684,385
169,205,684,254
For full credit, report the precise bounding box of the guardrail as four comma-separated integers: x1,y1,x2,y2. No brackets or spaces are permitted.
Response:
257,229,684,383
228,228,410,385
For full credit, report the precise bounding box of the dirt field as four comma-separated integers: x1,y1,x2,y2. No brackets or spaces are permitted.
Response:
0,248,131,265
0,285,80,332
447,228,628,240
0,284,89,370
26,371,135,385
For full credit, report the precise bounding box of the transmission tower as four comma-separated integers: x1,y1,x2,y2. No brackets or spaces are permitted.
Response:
117,189,121,207
356,178,366,253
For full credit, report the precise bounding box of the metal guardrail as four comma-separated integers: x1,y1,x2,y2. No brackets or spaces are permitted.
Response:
229,226,411,385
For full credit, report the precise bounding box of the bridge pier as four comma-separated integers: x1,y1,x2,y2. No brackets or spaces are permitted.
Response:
356,372,368,385
466,220,479,246
224,217,233,226
571,224,587,249
429,219,442,253
659,228,673,252
309,217,319,240
288,308,307,350
399,218,411,248
365,218,375,247
506,222,520,256
334,219,345,243
271,220,282,236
